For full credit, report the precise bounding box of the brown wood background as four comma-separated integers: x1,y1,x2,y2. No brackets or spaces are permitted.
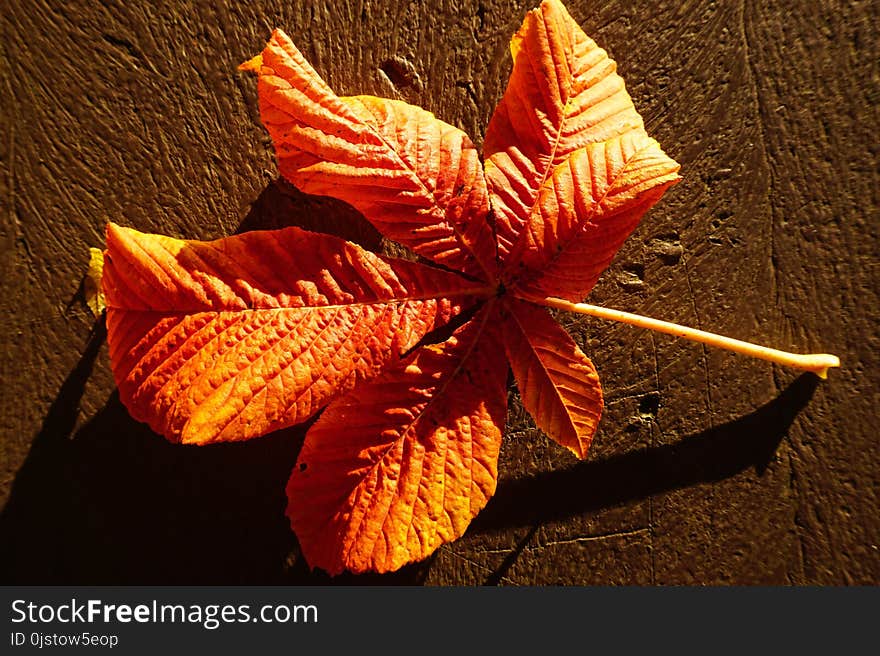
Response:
1,0,876,585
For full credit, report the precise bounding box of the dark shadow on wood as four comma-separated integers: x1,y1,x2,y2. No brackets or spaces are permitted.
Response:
235,177,382,250
0,178,435,585
483,525,538,586
0,363,298,584
0,331,430,585
473,373,820,534
0,327,818,585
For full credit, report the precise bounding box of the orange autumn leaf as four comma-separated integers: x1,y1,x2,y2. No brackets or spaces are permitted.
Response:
502,298,603,459
104,0,684,574
288,303,508,575
249,0,673,571
483,0,647,265
240,33,496,279
482,0,680,300
102,223,487,444
505,133,680,302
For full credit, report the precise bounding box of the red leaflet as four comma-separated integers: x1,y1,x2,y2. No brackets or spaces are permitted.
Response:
240,36,497,279
502,298,603,459
102,224,486,444
483,0,646,265
288,303,508,574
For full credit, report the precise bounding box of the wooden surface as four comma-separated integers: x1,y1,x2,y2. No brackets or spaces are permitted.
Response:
1,0,876,584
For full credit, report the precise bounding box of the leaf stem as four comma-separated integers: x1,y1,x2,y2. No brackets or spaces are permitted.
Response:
532,295,840,378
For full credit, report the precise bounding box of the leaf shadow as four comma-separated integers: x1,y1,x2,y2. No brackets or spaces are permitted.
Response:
235,177,382,249
0,319,432,585
0,178,433,585
0,286,818,585
0,318,287,583
473,373,820,537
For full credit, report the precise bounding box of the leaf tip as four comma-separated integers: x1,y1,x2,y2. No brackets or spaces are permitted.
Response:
88,246,104,265
104,222,137,259
238,53,263,73
105,221,126,244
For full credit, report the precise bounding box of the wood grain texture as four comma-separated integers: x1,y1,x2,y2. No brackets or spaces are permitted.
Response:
1,0,876,584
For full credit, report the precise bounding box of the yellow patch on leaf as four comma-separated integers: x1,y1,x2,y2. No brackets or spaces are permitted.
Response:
84,247,106,317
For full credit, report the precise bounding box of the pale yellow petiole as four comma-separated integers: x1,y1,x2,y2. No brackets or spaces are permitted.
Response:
533,295,840,378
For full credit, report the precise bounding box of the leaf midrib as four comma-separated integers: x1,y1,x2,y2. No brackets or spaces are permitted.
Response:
495,13,577,272
105,285,496,314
